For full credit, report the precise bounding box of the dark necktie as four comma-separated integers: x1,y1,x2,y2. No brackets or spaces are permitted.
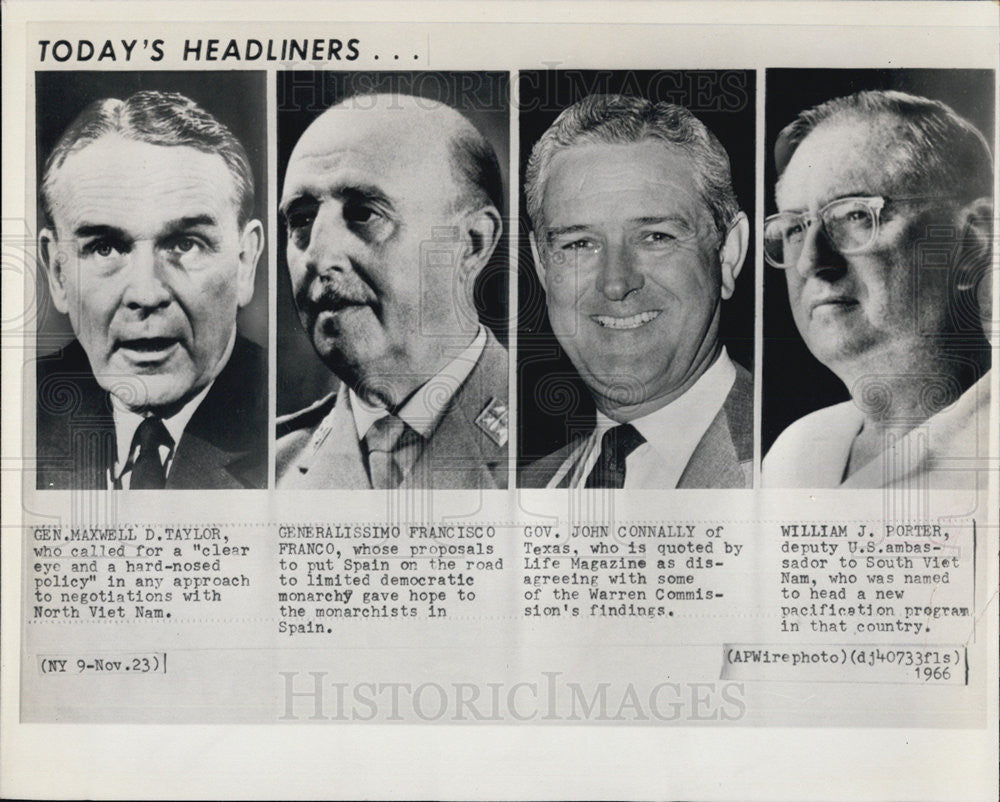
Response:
128,417,173,489
584,423,645,488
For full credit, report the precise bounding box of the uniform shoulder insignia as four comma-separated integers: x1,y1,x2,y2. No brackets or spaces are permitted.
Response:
475,396,508,447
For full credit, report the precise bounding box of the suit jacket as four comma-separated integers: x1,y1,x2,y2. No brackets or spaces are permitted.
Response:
276,333,508,489
521,362,754,489
36,336,267,490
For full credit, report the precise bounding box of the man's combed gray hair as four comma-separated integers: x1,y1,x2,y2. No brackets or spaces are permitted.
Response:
41,90,256,229
525,93,741,234
775,89,994,201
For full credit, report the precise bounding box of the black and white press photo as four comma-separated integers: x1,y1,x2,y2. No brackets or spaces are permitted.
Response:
33,71,269,490
762,69,994,491
274,71,510,490
3,4,999,799
517,70,756,488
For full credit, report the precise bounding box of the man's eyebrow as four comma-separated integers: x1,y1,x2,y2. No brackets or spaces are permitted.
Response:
544,216,692,240
72,223,129,240
279,191,315,219
280,182,395,218
630,215,690,227
340,183,393,206
826,191,875,205
71,217,221,242
544,224,592,241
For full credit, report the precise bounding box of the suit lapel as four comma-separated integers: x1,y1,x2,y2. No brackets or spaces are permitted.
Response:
677,411,744,488
165,337,267,489
677,363,754,489
403,397,496,489
72,392,116,491
402,334,508,490
555,435,591,488
78,383,117,490
520,446,569,488
287,388,371,489
166,430,247,489
35,341,116,490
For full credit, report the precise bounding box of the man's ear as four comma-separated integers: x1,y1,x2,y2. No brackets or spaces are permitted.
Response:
719,211,749,300
236,219,265,308
39,228,70,315
458,204,502,283
954,197,993,292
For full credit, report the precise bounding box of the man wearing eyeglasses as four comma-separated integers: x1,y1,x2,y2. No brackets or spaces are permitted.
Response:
763,89,993,490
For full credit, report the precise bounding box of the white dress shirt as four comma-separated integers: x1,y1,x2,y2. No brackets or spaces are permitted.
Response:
548,348,738,489
109,380,213,489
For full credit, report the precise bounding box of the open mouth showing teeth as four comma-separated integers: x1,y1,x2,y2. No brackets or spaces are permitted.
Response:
592,310,661,330
119,337,179,353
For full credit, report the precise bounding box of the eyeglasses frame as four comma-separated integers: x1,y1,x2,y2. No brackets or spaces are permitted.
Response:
763,195,959,269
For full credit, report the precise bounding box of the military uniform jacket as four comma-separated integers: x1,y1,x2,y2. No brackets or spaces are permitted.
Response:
276,334,509,490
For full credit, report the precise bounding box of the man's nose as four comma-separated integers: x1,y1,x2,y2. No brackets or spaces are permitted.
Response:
597,242,644,301
121,242,172,312
301,203,354,277
792,219,846,280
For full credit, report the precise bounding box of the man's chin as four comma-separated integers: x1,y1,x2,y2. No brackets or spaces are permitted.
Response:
806,339,898,387
98,370,203,415
314,331,391,377
579,366,658,408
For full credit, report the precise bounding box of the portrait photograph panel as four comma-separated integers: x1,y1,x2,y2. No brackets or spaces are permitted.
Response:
274,70,510,490
762,68,995,491
34,70,268,490
517,69,756,489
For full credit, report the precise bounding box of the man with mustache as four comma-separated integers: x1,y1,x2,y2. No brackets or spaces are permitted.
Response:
36,89,266,489
275,93,508,489
762,89,994,490
521,94,753,489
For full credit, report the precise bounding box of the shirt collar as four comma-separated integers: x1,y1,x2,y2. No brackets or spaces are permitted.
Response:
350,326,488,440
110,378,215,483
109,333,235,484
585,348,737,487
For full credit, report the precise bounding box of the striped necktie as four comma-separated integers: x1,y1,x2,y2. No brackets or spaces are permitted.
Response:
584,423,645,488
364,415,416,489
128,416,173,489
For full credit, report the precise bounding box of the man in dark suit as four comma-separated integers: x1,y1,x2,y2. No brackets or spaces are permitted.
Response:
36,90,266,489
522,94,753,489
276,93,508,490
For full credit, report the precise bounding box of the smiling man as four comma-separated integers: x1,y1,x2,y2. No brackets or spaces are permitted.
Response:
521,94,753,489
275,93,508,489
762,89,993,490
36,90,266,490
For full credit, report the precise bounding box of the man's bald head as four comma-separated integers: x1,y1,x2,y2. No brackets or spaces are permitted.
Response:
279,92,504,407
294,94,502,215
